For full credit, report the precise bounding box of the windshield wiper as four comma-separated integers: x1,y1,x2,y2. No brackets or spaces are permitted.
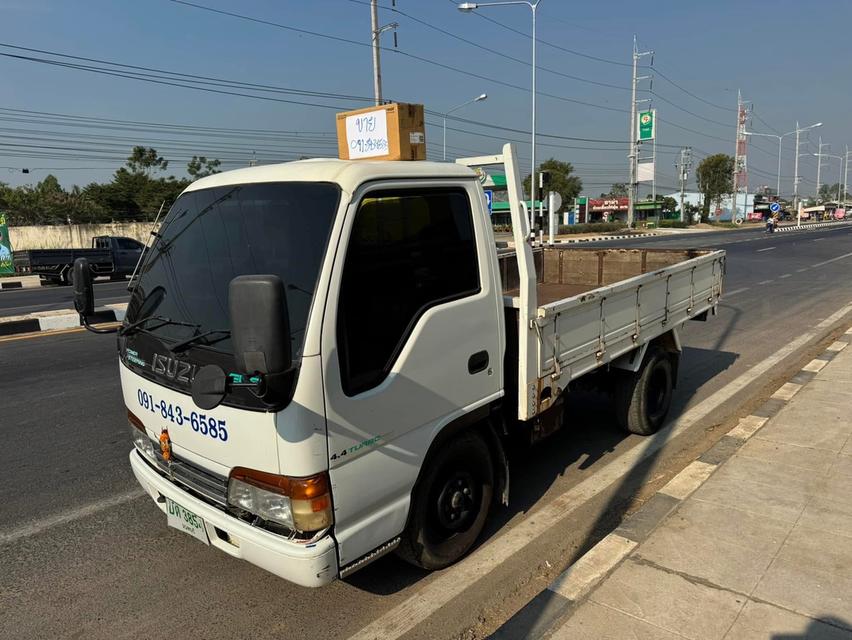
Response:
119,315,200,337
169,329,231,353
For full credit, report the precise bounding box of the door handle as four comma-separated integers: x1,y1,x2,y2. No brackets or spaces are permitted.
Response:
468,350,489,374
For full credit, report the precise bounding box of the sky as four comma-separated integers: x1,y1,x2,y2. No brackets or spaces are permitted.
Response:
1,0,850,200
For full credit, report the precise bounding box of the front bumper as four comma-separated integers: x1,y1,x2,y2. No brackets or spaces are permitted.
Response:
129,449,338,587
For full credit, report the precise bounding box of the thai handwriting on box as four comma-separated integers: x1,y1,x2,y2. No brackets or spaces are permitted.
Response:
346,109,389,159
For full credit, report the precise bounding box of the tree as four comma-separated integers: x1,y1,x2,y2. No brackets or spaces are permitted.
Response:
126,146,168,176
661,196,678,213
696,154,734,221
187,155,221,179
607,182,628,197
522,158,583,207
818,182,845,202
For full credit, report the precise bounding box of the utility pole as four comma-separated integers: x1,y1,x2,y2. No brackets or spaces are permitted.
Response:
369,1,399,105
731,90,751,223
627,36,653,228
815,137,829,202
676,147,692,223
844,145,850,208
371,0,382,105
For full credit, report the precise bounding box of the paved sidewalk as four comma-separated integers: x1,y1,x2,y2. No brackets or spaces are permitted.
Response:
548,331,852,639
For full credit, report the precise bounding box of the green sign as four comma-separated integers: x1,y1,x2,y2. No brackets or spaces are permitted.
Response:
0,212,14,275
637,109,656,142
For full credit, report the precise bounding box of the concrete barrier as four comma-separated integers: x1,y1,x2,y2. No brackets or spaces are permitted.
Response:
8,222,155,250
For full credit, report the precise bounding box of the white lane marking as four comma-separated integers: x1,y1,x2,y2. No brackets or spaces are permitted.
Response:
758,279,774,285
812,238,825,242
724,287,750,297
779,274,792,279
348,299,852,640
659,460,717,500
757,247,776,252
0,489,145,545
811,251,852,269
548,534,637,601
796,268,810,273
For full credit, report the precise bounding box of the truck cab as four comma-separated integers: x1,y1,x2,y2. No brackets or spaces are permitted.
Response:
119,157,504,586
92,235,144,277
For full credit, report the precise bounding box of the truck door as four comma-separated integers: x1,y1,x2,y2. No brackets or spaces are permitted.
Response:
114,238,143,274
320,181,504,566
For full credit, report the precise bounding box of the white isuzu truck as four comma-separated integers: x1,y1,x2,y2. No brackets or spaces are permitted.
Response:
74,144,725,587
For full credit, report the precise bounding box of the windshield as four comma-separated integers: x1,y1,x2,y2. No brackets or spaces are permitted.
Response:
125,181,340,361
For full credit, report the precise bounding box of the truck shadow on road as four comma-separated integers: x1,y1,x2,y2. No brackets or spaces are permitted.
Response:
346,345,738,596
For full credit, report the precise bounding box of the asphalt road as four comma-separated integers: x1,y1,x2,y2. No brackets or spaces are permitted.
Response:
0,279,131,317
3,222,852,640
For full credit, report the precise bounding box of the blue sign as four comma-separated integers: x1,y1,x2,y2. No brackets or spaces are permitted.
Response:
484,189,493,215
770,202,781,213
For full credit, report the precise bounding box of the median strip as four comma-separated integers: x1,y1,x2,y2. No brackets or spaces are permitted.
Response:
0,303,127,337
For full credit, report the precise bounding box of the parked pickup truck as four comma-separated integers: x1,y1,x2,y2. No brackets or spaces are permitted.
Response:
73,143,725,587
14,235,144,285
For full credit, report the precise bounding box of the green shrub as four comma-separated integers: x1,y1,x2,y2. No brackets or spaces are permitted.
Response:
657,220,690,228
557,222,625,235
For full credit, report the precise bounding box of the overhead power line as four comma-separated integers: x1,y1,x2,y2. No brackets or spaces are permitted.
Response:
350,0,630,91
165,1,630,113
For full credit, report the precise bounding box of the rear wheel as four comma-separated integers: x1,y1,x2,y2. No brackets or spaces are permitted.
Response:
62,266,74,287
397,431,494,570
615,346,674,435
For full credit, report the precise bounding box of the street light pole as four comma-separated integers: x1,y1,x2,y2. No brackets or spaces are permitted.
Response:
792,121,822,217
369,0,399,105
458,1,542,232
442,93,488,161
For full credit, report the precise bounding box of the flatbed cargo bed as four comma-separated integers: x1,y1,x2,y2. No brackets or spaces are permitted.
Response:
498,246,726,419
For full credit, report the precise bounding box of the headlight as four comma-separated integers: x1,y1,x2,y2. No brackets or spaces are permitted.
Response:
227,468,333,533
128,411,156,461
228,478,295,528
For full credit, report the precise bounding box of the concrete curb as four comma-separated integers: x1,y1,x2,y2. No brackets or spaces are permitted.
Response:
0,303,127,336
490,326,852,640
773,220,852,233
0,275,43,290
555,232,659,244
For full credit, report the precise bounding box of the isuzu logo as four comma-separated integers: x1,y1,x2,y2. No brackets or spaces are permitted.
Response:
152,353,197,383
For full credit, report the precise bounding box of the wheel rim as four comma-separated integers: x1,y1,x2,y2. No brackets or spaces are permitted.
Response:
430,470,480,537
646,364,670,421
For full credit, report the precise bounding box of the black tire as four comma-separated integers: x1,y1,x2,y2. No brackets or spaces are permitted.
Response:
62,266,74,287
615,346,674,435
397,431,494,570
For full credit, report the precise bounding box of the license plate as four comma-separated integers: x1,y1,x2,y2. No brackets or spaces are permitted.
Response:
165,497,210,545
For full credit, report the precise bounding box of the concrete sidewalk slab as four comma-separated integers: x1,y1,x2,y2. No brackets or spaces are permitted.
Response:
543,326,852,640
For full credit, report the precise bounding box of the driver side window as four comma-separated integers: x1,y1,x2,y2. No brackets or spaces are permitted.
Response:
337,187,480,396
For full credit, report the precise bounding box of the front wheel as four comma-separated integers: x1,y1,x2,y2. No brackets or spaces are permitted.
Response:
615,346,674,435
397,431,494,570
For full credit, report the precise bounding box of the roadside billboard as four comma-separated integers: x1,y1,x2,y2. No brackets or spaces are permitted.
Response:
0,212,14,275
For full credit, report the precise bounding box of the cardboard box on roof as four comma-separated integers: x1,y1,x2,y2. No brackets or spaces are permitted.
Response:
336,103,426,161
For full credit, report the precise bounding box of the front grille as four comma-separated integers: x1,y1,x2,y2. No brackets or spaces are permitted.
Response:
148,446,229,507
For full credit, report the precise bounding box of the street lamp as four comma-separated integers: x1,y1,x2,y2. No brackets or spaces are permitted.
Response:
744,129,797,198
442,93,488,161
793,121,822,217
459,0,543,232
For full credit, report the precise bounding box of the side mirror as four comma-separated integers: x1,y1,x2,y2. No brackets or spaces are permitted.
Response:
73,257,94,316
229,275,291,376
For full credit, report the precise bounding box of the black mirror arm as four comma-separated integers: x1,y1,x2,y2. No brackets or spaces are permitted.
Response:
80,313,119,334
